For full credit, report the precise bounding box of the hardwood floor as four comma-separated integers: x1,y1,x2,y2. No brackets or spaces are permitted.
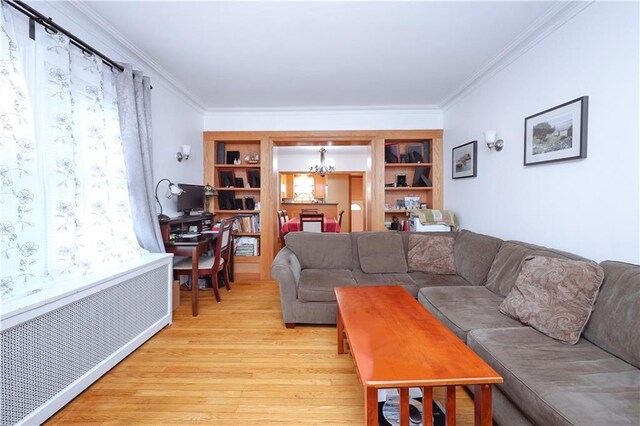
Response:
46,281,475,425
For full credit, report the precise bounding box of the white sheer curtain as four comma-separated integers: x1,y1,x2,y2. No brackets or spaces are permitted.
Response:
0,4,145,302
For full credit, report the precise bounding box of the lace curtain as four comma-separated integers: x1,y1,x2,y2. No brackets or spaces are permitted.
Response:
1,4,144,302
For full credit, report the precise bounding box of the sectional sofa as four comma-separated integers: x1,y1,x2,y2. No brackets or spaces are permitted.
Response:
270,230,640,425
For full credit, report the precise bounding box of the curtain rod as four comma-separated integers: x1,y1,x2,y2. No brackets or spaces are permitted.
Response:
5,0,125,72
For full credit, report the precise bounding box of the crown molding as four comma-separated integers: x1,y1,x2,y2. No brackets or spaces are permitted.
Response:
205,105,442,115
52,1,207,113
440,1,594,111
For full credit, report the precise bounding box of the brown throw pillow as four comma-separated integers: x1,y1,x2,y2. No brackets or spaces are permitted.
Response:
499,256,605,344
407,234,457,274
357,233,407,274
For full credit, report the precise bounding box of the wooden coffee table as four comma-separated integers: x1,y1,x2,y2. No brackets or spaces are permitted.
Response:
335,286,502,426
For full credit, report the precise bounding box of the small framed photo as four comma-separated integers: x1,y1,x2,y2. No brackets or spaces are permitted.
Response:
404,196,420,210
452,140,477,179
247,168,261,188
524,96,588,166
395,174,407,187
218,170,236,187
407,145,423,163
395,199,405,209
385,143,400,163
244,196,256,211
420,203,428,209
234,177,244,188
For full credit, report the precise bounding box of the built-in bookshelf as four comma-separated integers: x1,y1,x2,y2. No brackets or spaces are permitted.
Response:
382,134,443,230
204,136,266,280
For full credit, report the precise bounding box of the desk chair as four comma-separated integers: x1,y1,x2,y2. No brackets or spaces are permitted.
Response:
173,219,234,304
337,210,345,228
300,213,325,232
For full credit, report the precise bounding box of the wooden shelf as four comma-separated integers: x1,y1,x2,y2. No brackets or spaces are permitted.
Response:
385,163,433,167
214,210,261,214
234,255,260,262
384,210,414,214
385,187,433,191
215,164,261,169
215,187,261,191
235,232,260,237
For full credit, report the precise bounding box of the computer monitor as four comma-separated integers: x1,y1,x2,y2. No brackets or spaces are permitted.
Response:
176,184,205,216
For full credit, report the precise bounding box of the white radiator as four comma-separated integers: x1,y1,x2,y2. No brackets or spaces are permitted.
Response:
0,254,173,426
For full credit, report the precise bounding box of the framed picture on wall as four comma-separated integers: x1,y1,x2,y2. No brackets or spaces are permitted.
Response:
452,140,477,179
524,96,589,166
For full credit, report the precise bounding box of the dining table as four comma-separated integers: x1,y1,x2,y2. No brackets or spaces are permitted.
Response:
280,216,341,238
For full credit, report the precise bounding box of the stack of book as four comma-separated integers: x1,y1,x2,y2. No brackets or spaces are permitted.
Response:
234,236,259,256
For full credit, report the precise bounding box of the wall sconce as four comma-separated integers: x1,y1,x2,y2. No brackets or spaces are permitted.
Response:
484,131,504,151
176,144,191,162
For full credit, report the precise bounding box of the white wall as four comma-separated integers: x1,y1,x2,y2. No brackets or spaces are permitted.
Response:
204,108,442,131
38,2,205,218
277,146,370,172
443,2,639,263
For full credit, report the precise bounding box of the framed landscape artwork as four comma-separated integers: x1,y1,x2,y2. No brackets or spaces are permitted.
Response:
524,96,588,166
452,140,477,179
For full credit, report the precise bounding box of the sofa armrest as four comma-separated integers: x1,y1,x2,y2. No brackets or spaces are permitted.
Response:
270,247,302,305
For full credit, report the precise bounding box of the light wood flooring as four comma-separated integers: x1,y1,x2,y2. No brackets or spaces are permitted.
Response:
46,281,475,425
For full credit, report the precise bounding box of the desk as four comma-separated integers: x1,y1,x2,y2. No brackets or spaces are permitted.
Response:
280,217,341,238
163,234,216,317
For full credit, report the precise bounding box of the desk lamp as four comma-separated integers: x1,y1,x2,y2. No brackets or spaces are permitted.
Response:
155,178,184,222
203,184,217,216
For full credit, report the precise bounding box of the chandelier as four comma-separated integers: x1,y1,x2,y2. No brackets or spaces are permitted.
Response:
310,147,335,177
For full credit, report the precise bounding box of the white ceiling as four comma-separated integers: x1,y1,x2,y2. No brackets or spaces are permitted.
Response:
81,1,561,111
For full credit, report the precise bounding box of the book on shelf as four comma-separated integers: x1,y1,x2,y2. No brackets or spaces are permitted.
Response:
235,214,260,233
234,236,259,256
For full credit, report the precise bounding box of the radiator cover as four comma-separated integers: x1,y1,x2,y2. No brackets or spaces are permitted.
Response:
0,257,172,425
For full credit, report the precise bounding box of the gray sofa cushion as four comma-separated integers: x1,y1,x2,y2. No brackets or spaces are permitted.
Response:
500,256,605,345
409,272,470,289
407,234,457,274
298,269,357,302
485,241,538,297
357,232,407,273
454,230,502,286
468,327,640,426
351,269,418,297
286,232,353,270
583,261,640,368
486,240,592,297
418,286,524,342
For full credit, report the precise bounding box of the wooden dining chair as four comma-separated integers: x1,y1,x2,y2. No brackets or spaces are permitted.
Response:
218,218,234,290
172,219,232,304
337,210,345,228
277,210,286,244
282,209,289,222
300,213,325,232
301,208,318,214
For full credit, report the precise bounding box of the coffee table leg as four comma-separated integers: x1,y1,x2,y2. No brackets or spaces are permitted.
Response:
399,387,409,426
336,306,344,354
474,384,493,426
422,387,433,426
365,387,378,426
446,386,456,426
